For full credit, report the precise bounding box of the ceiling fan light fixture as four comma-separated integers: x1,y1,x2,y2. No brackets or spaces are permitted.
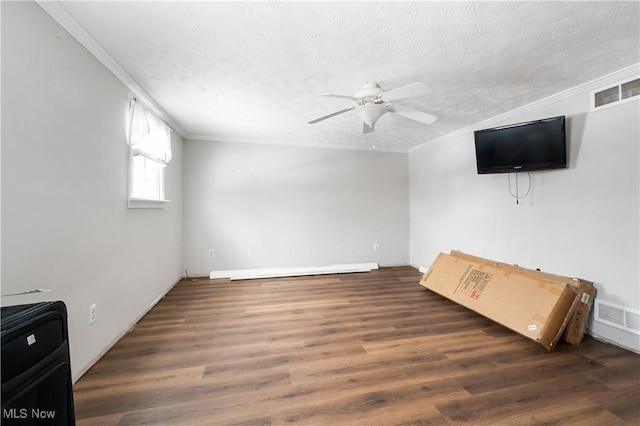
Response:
354,104,387,125
309,81,436,133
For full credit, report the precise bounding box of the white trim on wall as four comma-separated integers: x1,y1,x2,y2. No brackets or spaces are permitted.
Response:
35,0,640,156
409,63,640,153
35,0,185,136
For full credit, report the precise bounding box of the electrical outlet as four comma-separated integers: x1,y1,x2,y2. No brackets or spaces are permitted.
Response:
247,248,253,257
208,249,215,258
373,243,379,252
89,303,97,324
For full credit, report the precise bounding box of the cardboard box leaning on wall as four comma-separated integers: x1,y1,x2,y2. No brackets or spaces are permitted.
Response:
420,252,580,350
448,250,596,345
562,280,596,345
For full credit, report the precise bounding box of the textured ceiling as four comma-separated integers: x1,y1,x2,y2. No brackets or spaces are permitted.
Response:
55,1,639,151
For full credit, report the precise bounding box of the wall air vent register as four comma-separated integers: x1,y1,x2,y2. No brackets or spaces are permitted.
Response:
592,77,640,111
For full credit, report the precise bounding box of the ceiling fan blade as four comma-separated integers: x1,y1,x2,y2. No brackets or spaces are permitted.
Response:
386,104,437,125
308,106,356,124
379,82,429,101
317,93,360,101
363,122,375,134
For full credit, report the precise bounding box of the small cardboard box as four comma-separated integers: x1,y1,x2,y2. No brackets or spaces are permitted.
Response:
420,252,579,350
561,279,596,345
448,251,595,345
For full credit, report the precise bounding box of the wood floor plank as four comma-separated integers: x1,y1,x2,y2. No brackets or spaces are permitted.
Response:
590,382,640,422
73,266,640,425
435,373,612,424
469,397,626,426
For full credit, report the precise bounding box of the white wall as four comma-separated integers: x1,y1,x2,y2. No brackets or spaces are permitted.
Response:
183,140,409,275
409,69,640,351
1,2,183,380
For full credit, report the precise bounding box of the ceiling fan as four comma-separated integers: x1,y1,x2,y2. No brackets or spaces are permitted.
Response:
308,82,437,134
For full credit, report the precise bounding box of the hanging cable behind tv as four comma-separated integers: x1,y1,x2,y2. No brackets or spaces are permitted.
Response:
508,172,531,204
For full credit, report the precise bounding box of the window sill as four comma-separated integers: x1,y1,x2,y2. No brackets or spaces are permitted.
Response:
128,198,171,209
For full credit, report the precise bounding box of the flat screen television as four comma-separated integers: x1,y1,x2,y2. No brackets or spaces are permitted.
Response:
474,116,566,174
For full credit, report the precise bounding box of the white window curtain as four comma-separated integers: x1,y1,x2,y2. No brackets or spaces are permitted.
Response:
128,100,172,163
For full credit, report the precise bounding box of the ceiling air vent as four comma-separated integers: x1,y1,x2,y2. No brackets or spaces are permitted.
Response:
592,77,640,111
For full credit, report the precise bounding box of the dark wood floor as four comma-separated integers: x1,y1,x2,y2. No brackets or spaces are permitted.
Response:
73,267,640,425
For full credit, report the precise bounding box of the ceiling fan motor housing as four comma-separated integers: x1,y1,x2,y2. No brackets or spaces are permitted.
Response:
354,82,384,101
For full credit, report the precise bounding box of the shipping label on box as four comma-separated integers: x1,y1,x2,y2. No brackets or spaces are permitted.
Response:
457,267,493,300
420,253,579,350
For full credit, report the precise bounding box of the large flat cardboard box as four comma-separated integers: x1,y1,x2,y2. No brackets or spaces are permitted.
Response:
448,250,595,345
420,252,579,350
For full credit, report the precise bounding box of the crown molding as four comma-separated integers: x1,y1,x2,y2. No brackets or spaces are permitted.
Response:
35,1,186,137
34,1,639,154
408,63,640,153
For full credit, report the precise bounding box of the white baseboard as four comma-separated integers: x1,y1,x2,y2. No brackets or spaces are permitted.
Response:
589,328,640,355
210,262,379,280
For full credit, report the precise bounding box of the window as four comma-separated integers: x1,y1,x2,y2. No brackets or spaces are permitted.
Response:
131,154,165,200
127,99,172,208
